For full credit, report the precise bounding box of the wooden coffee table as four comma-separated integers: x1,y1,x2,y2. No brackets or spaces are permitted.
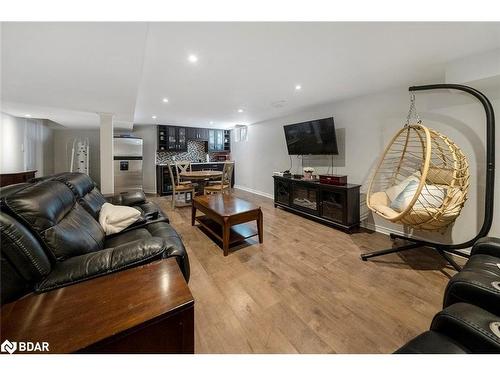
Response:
192,194,263,256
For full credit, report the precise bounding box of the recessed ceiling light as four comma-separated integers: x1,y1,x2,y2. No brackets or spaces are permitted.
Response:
295,84,302,91
25,114,32,117
162,98,169,103
188,54,198,63
209,121,214,125
237,109,244,113
152,115,157,119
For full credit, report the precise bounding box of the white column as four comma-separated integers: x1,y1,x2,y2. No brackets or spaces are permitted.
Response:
99,113,114,195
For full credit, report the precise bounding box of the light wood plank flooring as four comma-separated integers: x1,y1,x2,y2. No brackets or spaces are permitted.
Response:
150,189,458,353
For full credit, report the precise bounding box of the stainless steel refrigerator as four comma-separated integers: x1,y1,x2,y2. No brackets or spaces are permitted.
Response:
113,136,143,193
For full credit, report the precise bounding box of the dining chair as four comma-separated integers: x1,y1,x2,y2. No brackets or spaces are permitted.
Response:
204,162,234,195
167,163,196,209
175,161,193,185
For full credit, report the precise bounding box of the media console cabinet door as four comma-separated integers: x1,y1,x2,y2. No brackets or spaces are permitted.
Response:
291,183,319,213
320,189,347,224
274,178,291,205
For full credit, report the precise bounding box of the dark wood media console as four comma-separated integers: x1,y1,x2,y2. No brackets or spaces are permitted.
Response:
273,176,360,232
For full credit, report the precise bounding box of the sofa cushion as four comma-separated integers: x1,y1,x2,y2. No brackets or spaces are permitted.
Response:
0,212,51,280
104,221,190,281
1,212,52,304
4,180,105,261
394,331,469,354
104,228,153,248
431,303,500,353
54,172,107,219
36,238,166,292
444,254,500,316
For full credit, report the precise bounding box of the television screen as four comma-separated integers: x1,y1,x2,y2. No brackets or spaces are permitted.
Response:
284,117,338,155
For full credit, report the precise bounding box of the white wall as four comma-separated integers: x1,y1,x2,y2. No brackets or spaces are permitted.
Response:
232,85,500,243
99,114,114,194
53,128,101,186
130,126,157,194
0,112,55,177
53,125,156,193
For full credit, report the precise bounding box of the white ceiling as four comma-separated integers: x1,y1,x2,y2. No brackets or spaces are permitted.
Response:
1,22,148,129
2,22,500,129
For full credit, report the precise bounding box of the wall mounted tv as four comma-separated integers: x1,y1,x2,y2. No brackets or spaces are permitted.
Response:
284,117,338,155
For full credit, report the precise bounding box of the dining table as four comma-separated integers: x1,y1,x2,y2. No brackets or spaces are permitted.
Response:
179,170,223,195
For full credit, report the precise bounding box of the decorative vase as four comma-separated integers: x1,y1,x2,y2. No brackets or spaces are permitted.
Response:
304,171,313,180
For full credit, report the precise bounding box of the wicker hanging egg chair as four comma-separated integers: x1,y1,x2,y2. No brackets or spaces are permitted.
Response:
366,95,470,231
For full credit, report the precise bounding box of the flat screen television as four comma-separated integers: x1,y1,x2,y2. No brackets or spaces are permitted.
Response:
284,117,338,155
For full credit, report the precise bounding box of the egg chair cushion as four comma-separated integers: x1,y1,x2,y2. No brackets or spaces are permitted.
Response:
385,173,421,202
390,180,447,213
369,192,399,219
427,167,455,185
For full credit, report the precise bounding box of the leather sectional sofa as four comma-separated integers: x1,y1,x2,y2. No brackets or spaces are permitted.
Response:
0,172,189,305
396,237,500,353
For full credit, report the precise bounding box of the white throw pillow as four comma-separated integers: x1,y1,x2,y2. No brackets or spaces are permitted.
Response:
99,202,142,235
385,173,421,202
390,180,447,213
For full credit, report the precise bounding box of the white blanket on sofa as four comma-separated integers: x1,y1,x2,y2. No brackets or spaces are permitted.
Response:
99,202,142,235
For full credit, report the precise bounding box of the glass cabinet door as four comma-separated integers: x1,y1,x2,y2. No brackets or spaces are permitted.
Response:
216,130,224,150
178,128,187,151
208,130,215,151
168,127,177,151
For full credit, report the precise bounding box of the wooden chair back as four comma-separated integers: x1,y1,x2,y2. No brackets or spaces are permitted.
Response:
222,162,234,186
166,163,177,193
175,161,192,185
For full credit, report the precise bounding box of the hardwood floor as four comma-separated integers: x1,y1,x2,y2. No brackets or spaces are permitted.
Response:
150,189,458,353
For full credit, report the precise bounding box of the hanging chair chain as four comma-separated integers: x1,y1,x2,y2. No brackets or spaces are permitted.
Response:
405,92,422,126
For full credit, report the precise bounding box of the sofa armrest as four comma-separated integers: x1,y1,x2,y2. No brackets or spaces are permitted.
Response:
111,191,147,206
431,303,500,353
471,237,500,257
35,238,165,292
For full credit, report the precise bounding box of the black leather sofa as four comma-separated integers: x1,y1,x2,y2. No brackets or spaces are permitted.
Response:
396,237,500,353
31,172,167,222
0,173,189,305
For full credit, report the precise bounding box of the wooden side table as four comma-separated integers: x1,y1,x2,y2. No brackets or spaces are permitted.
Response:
0,259,194,354
0,170,37,187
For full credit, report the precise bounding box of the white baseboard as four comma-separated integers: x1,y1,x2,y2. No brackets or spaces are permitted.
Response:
361,221,406,237
234,185,274,200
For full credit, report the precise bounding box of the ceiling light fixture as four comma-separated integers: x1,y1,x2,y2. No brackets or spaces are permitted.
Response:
25,114,32,117
152,115,157,119
295,84,302,91
188,54,198,63
237,109,244,113
162,98,169,103
209,121,214,125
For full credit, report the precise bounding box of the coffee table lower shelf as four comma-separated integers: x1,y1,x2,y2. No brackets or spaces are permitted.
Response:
195,215,258,248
